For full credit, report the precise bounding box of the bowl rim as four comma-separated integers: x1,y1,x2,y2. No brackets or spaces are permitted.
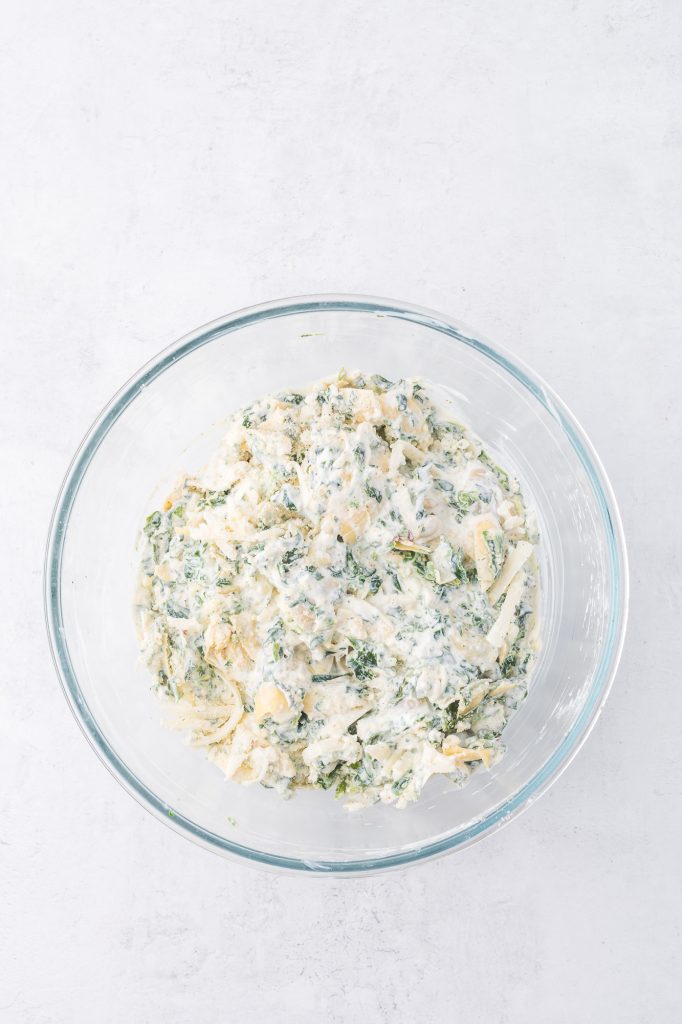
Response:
44,293,629,875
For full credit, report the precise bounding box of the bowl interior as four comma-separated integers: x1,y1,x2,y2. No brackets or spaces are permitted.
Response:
49,300,624,870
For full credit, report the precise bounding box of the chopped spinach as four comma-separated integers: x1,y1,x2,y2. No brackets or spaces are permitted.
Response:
442,699,460,735
366,573,383,595
165,600,190,619
206,488,232,507
483,529,506,578
386,568,402,592
144,511,162,536
392,770,413,794
368,374,394,392
278,489,297,512
397,550,437,584
347,640,378,681
450,546,468,586
479,450,511,491
279,545,304,575
448,491,477,519
345,547,375,583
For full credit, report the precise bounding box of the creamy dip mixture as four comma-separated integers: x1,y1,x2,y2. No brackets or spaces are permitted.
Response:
135,370,539,809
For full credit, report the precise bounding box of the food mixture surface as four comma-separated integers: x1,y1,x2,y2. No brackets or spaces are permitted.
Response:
135,370,540,809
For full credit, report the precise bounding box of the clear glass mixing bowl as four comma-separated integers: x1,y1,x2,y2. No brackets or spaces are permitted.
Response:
45,295,628,874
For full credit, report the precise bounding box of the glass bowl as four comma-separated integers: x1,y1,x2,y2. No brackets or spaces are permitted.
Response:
45,295,628,874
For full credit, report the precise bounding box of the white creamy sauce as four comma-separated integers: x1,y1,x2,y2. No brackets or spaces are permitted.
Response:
135,371,540,809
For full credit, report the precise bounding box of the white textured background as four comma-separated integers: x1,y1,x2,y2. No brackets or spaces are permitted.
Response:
2,1,681,1021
